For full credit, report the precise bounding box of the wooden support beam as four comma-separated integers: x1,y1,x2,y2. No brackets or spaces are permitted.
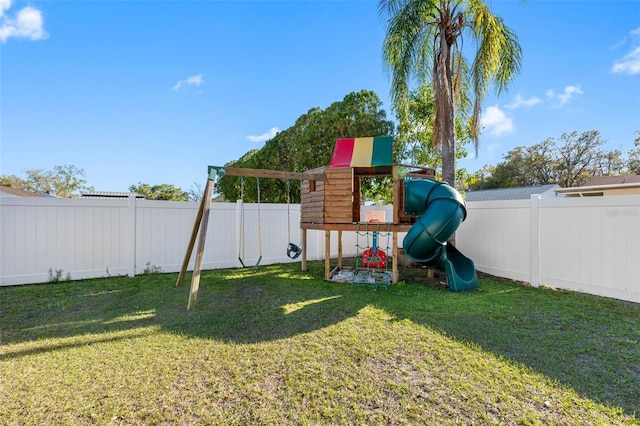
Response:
394,163,436,176
187,179,214,311
301,222,413,232
393,176,401,224
337,230,343,270
175,182,208,287
324,230,331,279
392,232,398,284
224,167,325,181
301,228,307,272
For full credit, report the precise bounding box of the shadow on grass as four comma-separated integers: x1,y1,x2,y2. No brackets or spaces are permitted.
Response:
1,262,638,415
0,263,361,353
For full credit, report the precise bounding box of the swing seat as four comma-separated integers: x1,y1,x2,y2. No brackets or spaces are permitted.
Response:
287,243,302,259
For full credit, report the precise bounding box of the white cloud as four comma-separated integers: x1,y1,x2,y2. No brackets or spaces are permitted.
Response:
505,93,542,109
172,74,204,91
612,46,640,75
546,85,583,106
0,0,12,17
247,127,279,143
480,106,514,137
0,3,48,43
612,27,640,75
557,85,583,105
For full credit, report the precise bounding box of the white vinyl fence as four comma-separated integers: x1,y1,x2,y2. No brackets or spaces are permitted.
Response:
2,194,639,303
0,196,394,286
456,194,640,304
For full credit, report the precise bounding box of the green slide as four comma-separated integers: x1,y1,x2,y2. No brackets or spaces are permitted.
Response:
402,178,479,292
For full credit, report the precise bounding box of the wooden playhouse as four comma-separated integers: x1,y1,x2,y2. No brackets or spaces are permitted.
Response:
298,136,435,282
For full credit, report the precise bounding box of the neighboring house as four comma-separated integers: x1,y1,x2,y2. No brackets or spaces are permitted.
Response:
555,174,640,197
81,191,144,199
465,184,561,202
0,186,52,198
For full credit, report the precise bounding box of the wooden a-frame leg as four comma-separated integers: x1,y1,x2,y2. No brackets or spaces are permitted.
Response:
176,181,208,287
187,179,214,310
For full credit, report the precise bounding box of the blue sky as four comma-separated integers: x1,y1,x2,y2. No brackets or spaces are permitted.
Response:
2,0,639,193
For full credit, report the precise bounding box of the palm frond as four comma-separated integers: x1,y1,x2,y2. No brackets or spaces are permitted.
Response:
380,0,524,185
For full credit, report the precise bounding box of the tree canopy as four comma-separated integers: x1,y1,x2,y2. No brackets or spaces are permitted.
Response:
471,130,640,190
393,84,472,188
0,165,93,198
129,183,190,201
217,90,395,203
628,131,640,174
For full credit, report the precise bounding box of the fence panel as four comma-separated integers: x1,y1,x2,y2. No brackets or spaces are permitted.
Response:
458,195,640,303
1,197,131,285
456,200,531,283
537,196,640,302
135,199,209,274
0,197,375,285
3,195,638,303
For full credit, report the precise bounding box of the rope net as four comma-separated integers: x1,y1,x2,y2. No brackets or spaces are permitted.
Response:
350,222,393,289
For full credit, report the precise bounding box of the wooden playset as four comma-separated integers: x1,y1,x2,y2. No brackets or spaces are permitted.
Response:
177,136,477,310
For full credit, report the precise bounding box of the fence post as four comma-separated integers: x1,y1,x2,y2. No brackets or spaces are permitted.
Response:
530,194,541,287
128,193,137,277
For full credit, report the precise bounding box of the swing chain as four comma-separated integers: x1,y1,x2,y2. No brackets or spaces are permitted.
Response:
238,176,262,268
286,179,291,243
237,176,245,267
256,178,263,266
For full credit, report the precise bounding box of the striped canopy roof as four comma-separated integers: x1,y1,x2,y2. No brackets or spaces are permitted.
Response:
329,136,393,168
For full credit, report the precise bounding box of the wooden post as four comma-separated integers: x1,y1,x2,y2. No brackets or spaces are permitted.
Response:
187,179,214,311
392,231,398,283
175,184,208,287
337,230,343,270
324,230,331,279
393,166,401,224
301,228,307,272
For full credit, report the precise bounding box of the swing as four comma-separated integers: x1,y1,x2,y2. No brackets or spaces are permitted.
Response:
237,176,263,268
285,179,302,259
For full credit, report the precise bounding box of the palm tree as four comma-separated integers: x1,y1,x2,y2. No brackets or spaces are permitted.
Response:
380,0,523,187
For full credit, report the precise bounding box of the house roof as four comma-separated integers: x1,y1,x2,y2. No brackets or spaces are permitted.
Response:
554,174,640,197
81,191,144,199
555,181,640,196
465,184,560,202
0,186,51,198
582,174,640,186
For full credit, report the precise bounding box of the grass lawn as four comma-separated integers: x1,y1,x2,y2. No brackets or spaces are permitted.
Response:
1,261,638,425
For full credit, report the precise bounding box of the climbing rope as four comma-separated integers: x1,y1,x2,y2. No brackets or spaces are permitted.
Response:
352,221,392,289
